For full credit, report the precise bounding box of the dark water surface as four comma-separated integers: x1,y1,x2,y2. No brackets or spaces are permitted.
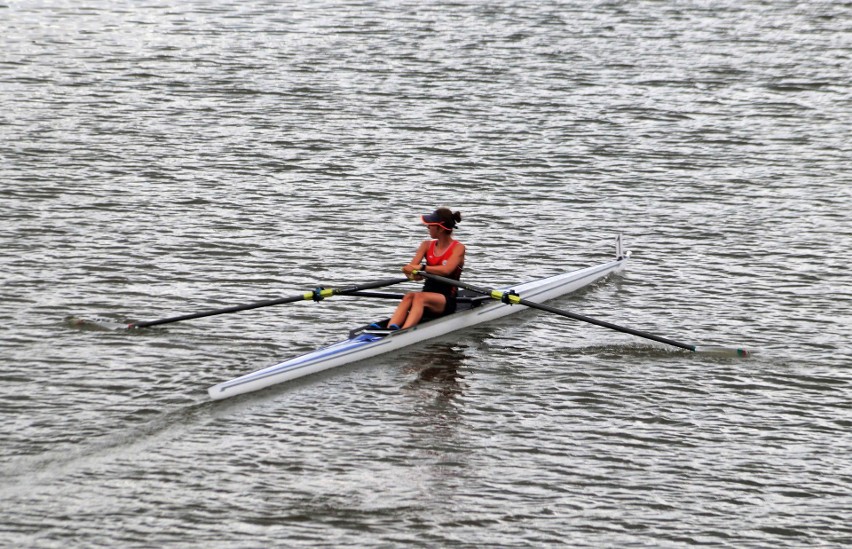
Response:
2,1,850,547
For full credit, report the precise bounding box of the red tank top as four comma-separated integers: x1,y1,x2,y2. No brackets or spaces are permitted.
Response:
426,240,462,277
423,240,463,306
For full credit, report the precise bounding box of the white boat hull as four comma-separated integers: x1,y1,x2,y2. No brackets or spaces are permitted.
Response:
208,246,628,400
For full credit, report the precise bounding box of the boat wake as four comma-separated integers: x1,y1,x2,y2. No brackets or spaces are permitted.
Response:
64,315,134,331
566,342,750,359
567,342,693,358
0,401,213,492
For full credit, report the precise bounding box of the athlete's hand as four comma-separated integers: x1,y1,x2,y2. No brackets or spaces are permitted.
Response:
402,264,423,280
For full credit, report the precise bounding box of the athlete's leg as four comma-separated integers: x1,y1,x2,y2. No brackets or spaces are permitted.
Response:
387,292,416,328
400,292,446,329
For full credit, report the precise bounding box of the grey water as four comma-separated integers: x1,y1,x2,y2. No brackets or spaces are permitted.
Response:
1,1,850,546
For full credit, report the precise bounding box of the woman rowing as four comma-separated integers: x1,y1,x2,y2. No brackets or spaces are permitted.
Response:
383,208,465,330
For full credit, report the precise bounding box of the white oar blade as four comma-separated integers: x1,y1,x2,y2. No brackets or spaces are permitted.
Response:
693,345,750,357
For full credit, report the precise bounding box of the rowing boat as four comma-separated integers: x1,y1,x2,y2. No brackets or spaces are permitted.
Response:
209,236,629,400
207,235,630,400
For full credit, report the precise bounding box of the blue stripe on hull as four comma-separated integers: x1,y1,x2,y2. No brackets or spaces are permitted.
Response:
214,333,390,393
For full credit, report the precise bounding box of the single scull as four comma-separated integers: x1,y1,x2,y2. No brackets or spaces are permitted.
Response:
207,235,630,400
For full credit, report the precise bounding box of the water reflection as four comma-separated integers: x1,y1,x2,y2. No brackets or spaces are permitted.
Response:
402,343,472,490
403,342,468,402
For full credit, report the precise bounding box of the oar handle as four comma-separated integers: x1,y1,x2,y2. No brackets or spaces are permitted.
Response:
129,277,410,329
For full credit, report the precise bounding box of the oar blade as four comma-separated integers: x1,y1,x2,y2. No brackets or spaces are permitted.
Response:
693,345,750,357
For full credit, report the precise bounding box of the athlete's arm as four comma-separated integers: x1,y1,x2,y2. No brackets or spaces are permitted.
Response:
402,240,431,278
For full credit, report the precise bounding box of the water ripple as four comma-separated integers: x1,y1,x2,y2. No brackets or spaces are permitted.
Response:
2,0,850,547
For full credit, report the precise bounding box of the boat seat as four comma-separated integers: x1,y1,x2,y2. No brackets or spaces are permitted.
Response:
455,290,490,310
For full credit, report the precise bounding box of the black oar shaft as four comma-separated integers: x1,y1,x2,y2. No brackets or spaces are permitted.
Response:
131,295,304,328
416,271,697,352
130,277,409,329
514,299,696,352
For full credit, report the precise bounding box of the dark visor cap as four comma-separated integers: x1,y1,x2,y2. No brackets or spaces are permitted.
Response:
421,211,455,230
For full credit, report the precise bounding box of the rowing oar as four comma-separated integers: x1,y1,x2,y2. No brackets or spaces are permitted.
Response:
128,277,410,329
413,270,748,356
